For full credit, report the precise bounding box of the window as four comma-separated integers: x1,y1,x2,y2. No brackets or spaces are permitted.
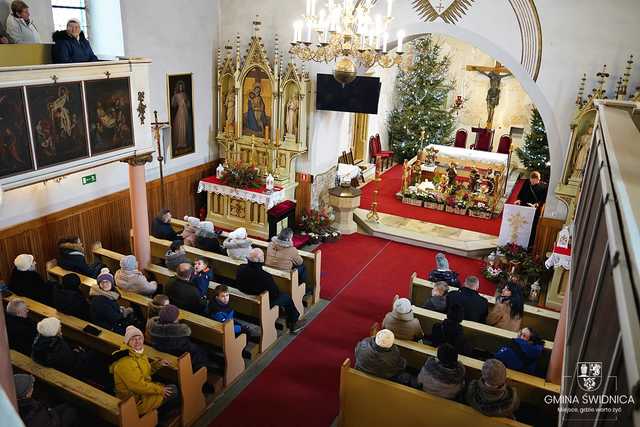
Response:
51,0,89,38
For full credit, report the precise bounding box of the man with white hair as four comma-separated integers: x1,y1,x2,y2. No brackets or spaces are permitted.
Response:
446,275,489,323
5,298,37,354
236,248,305,333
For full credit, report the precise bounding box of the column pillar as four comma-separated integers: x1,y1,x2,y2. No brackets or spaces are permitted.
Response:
547,288,569,385
123,154,153,269
0,304,17,410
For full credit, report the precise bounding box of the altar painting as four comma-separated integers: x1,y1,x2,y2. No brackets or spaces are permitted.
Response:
242,67,272,137
0,87,34,178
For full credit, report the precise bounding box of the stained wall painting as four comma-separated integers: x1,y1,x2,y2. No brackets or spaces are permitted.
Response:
168,73,195,158
0,87,34,178
242,67,272,137
220,74,236,135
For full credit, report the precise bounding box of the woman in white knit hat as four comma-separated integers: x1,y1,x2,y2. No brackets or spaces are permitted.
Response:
382,296,424,341
8,253,52,304
354,329,410,385
222,227,253,260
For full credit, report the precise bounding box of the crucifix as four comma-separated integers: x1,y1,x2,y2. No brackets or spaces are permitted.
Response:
435,2,445,13
466,61,512,129
151,110,170,208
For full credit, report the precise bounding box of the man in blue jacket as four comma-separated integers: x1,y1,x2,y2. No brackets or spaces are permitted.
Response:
52,19,97,63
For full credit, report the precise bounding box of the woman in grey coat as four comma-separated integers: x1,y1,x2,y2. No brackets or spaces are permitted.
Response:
223,227,253,261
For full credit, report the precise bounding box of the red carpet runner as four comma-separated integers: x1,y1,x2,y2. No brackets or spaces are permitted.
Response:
359,164,523,236
210,234,496,427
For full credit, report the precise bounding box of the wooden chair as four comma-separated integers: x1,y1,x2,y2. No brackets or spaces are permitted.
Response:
454,128,468,149
369,135,392,169
497,135,512,154
408,273,560,340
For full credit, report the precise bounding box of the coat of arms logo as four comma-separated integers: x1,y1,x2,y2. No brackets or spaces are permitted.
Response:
577,362,603,392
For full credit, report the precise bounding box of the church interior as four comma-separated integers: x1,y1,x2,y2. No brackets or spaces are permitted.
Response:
0,0,639,426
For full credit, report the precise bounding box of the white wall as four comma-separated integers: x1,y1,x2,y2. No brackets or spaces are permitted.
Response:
0,0,220,229
88,0,124,57
0,0,54,42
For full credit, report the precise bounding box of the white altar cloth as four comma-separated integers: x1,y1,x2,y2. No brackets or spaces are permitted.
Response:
427,144,508,169
197,178,285,209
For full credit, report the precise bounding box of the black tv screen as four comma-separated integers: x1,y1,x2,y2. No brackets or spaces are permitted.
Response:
316,74,381,114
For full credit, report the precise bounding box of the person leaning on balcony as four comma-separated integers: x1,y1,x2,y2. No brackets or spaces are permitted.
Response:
52,19,98,63
5,1,40,44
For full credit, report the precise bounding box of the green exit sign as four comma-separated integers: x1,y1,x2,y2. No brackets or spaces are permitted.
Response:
82,174,96,185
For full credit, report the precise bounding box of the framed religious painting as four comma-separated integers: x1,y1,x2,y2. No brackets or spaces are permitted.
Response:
26,82,89,168
167,73,195,158
84,77,135,155
0,86,35,178
241,67,272,137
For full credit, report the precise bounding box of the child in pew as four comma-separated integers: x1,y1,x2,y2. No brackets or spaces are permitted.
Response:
494,327,545,376
90,268,140,335
9,254,54,304
417,343,466,400
52,273,91,321
422,281,449,313
430,303,472,356
164,240,189,271
181,216,201,246
466,359,520,419
57,236,104,279
14,373,79,427
354,329,415,387
115,255,158,296
208,285,260,339
191,258,214,297
382,296,424,341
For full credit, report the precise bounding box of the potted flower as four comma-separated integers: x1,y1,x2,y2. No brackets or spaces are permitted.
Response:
422,191,445,211
445,194,468,215
402,186,422,206
468,199,494,219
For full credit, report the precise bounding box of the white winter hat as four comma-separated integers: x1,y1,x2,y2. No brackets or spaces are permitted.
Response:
124,325,144,345
37,317,61,337
392,298,414,321
229,227,247,239
14,254,34,272
184,216,200,227
375,329,395,349
200,221,214,233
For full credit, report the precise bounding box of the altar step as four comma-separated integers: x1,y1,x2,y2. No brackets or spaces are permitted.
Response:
353,208,498,259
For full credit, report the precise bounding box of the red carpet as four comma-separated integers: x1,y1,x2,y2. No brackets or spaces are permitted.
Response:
210,235,495,427
359,164,523,236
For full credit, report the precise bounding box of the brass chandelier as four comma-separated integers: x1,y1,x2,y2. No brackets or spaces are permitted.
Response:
290,0,405,83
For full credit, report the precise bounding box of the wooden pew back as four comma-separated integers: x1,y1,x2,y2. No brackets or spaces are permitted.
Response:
409,273,560,340
338,359,529,427
11,350,157,427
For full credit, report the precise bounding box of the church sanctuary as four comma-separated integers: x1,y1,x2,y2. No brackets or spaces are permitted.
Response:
1,0,640,426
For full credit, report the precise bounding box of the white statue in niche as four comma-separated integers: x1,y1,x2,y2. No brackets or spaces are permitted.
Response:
225,92,235,133
285,96,299,137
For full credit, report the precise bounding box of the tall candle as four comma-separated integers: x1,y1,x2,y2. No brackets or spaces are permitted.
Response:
306,0,311,15
382,32,388,52
387,0,393,17
397,30,405,52
311,0,316,16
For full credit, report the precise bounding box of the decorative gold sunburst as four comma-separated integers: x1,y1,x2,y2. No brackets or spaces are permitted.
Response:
412,0,476,24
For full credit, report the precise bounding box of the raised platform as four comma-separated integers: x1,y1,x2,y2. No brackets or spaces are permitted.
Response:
354,208,498,258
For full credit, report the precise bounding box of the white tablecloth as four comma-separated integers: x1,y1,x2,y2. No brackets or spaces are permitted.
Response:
427,144,508,169
197,180,285,209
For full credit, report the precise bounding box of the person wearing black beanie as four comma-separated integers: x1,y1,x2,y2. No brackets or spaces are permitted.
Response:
418,343,466,400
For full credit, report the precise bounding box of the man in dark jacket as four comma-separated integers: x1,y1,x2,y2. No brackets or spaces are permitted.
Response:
9,254,52,304
57,236,103,278
430,304,471,356
446,276,489,323
147,304,210,370
165,263,207,315
5,298,37,355
236,248,303,333
15,373,78,427
53,273,90,321
52,19,97,63
151,208,179,241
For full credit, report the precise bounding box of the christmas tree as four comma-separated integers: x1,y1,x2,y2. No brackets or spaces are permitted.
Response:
388,35,457,160
516,109,550,179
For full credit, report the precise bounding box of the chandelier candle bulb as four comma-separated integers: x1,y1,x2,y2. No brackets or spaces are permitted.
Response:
382,32,388,52
387,0,393,17
306,0,311,16
397,30,405,53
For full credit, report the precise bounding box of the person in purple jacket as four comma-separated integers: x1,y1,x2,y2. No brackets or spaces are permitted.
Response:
52,19,97,64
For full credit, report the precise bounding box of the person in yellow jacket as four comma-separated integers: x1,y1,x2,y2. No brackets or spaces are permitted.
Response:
110,325,179,416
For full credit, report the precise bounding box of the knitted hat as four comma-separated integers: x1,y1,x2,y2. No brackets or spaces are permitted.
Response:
159,304,180,324
482,359,507,388
14,374,35,399
96,268,114,286
62,273,81,289
375,329,394,349
14,254,34,272
124,325,143,344
120,255,137,271
152,294,170,307
200,221,214,233
435,252,449,271
437,343,458,369
37,317,61,337
392,298,413,321
229,227,247,239
184,216,200,227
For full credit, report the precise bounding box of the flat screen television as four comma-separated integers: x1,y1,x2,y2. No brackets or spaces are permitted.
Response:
315,73,381,114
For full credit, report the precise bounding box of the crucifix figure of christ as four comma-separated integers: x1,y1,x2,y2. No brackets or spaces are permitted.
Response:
151,110,170,208
466,61,513,129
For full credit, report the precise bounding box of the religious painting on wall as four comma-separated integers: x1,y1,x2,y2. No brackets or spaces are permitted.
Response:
221,75,236,135
242,67,272,137
26,82,89,168
85,77,135,155
167,73,195,158
0,87,34,178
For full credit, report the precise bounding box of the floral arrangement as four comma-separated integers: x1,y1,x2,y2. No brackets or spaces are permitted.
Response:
482,244,549,292
469,199,493,213
483,264,504,281
446,194,468,209
297,208,340,243
219,163,262,189
422,191,444,204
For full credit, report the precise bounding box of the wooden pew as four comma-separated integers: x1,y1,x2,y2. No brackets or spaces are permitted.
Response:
411,305,554,374
145,234,306,317
46,260,246,387
170,218,323,305
338,359,529,427
92,245,278,353
409,273,560,340
4,294,207,427
11,350,157,427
